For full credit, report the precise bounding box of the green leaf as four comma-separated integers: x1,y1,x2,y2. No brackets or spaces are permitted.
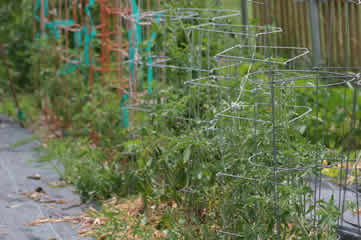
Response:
183,145,192,163
178,218,186,224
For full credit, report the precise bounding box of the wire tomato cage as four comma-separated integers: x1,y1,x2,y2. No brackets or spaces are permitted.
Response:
32,0,361,239
208,1,361,239
123,7,247,120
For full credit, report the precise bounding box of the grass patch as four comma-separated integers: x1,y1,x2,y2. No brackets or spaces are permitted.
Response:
0,94,40,126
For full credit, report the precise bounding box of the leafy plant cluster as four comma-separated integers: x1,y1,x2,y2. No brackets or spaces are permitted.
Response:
4,0,360,239
40,70,346,239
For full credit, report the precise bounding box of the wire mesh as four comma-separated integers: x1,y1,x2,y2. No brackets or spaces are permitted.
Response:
32,0,361,239
123,7,244,122
213,1,361,240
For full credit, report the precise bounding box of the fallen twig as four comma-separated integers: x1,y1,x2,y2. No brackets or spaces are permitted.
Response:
46,180,68,188
25,216,84,226
6,203,24,209
21,189,73,205
20,191,43,201
39,199,74,204
27,174,42,180
61,203,83,210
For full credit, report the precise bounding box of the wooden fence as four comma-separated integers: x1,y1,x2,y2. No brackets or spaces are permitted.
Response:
252,0,361,67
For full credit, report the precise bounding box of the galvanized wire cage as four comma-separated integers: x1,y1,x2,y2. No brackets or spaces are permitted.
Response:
213,1,361,239
32,0,361,239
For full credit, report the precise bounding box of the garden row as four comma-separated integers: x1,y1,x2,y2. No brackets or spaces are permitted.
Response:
2,0,361,239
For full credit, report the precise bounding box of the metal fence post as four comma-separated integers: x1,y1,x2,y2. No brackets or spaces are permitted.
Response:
308,0,322,67
241,0,249,46
241,0,249,25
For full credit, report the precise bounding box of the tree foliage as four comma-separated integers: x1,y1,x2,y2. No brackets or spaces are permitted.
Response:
0,0,33,91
